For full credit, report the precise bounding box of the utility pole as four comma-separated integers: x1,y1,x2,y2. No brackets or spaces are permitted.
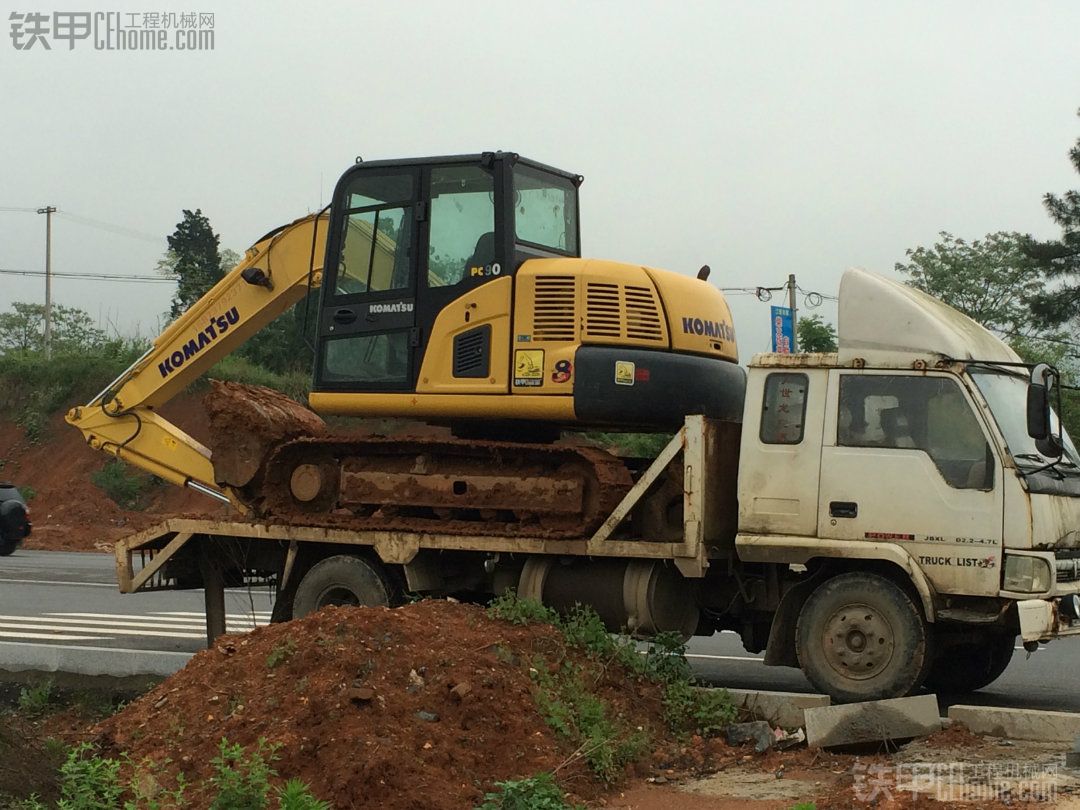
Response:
36,206,56,359
787,273,798,353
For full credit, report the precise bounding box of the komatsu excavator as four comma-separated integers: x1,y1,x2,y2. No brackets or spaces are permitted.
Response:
67,152,744,538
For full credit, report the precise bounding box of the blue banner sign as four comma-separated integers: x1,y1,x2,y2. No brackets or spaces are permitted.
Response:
771,306,793,353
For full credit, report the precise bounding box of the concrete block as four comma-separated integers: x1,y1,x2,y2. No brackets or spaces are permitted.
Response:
804,694,941,748
722,688,831,729
948,705,1080,743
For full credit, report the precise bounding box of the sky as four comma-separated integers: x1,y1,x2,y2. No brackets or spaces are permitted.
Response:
1,0,1078,356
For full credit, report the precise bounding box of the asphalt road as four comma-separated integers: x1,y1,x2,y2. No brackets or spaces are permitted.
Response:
1,550,1077,713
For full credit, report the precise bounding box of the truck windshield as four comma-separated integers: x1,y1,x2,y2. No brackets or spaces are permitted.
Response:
969,368,1080,469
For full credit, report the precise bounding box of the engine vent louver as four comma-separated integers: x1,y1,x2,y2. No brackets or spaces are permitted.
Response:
584,282,664,342
531,276,577,342
452,324,491,378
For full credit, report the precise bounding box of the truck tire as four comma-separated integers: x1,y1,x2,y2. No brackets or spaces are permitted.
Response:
796,572,931,704
292,555,395,619
924,632,1014,694
0,537,16,556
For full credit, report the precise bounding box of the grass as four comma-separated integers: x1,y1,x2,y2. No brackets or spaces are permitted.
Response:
487,592,737,781
476,773,583,810
198,355,312,403
266,637,298,669
91,460,158,510
17,680,55,717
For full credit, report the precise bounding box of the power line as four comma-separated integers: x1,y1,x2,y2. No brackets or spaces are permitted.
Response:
0,267,175,284
54,211,162,244
0,206,38,213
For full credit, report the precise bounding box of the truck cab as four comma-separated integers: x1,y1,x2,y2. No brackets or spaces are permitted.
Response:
733,269,1080,701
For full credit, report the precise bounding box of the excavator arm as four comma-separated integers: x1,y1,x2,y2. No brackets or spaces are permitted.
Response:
66,213,329,506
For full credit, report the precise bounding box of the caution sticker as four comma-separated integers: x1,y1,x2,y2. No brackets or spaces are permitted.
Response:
514,349,544,387
614,360,635,386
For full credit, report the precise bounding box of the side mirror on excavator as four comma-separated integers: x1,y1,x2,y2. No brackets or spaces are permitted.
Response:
1027,363,1063,457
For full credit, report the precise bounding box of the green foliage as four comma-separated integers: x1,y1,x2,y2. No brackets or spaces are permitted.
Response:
795,314,837,353
895,231,1044,336
209,738,278,810
56,744,123,810
0,302,106,355
163,209,224,318
488,591,559,626
266,638,298,669
1023,109,1080,325
787,804,817,810
91,460,157,510
476,773,583,810
0,336,147,439
276,778,330,810
662,678,737,736
202,355,311,403
236,290,320,376
18,485,36,501
582,432,671,459
18,679,55,716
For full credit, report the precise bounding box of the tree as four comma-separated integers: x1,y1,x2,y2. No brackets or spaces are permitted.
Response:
1023,109,1080,325
0,302,105,354
162,209,223,318
895,231,1042,337
796,314,837,353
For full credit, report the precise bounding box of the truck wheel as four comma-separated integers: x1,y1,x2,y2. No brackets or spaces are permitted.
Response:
924,632,1014,693
292,555,395,619
796,572,931,703
0,537,17,557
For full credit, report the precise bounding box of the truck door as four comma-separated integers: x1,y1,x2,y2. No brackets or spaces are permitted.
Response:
317,166,421,392
738,367,827,536
817,370,1004,596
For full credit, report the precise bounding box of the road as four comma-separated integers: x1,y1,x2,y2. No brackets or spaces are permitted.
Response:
1,550,1077,713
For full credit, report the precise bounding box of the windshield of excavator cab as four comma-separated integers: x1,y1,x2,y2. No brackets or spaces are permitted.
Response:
969,368,1080,482
512,165,578,255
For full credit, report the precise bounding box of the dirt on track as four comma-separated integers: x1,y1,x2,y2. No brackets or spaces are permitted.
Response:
92,600,674,810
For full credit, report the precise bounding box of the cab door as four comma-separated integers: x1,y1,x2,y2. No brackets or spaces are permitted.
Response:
316,167,421,392
817,370,1004,596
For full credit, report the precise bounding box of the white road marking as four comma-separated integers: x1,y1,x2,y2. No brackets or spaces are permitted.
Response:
0,620,205,639
39,614,259,630
158,611,271,618
0,631,108,641
55,612,266,624
0,640,193,656
0,578,115,588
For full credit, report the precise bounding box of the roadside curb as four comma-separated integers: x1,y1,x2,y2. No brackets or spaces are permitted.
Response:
716,687,831,729
948,705,1080,743
0,640,191,678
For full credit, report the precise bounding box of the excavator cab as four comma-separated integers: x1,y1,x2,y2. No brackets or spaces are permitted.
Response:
315,152,581,393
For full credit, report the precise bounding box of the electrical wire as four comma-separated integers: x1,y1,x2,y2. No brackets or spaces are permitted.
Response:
54,211,162,244
0,207,38,213
0,267,175,284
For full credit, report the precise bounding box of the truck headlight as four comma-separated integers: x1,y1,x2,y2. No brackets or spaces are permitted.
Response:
1003,555,1053,594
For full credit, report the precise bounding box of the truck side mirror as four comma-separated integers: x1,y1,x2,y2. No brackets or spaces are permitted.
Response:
1027,363,1063,458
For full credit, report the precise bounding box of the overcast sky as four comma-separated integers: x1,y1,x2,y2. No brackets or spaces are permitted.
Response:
1,0,1078,355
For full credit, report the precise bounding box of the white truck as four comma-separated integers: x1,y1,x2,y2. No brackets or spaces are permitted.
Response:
103,268,1080,704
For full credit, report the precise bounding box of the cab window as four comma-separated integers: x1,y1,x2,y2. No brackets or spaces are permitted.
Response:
838,375,992,490
761,373,808,444
427,166,495,287
513,165,578,254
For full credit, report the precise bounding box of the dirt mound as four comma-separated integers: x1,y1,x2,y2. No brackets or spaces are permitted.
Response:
93,600,673,809
0,721,62,804
0,392,230,552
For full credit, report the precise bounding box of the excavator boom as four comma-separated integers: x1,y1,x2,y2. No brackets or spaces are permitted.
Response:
66,213,328,503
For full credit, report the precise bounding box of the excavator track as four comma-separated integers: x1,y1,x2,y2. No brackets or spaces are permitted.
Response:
244,436,634,540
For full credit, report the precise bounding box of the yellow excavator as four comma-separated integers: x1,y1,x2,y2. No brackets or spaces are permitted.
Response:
67,152,744,538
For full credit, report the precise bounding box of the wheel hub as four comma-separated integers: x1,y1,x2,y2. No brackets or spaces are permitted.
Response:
822,603,894,681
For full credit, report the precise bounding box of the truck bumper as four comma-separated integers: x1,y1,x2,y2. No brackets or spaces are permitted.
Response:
1017,597,1080,643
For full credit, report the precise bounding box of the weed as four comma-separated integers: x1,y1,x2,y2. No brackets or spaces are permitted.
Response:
488,591,558,626
787,804,817,810
91,460,157,510
277,778,331,810
476,772,582,810
17,485,36,501
56,743,124,809
200,355,311,403
662,678,736,736
209,737,278,810
266,637,298,669
18,679,54,716
43,737,69,762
